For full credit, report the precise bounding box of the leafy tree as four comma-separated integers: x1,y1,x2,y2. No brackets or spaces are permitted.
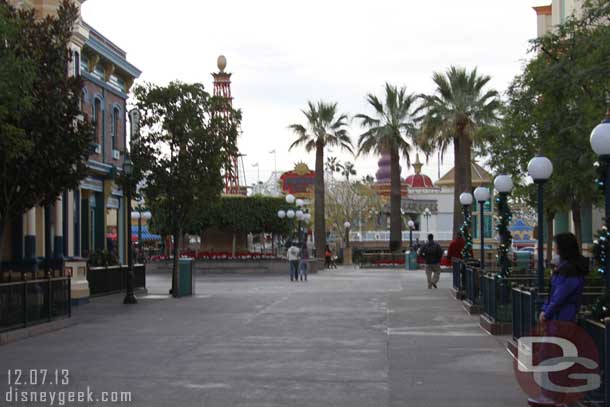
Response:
0,1,93,259
486,0,610,249
355,83,418,252
418,67,500,236
131,81,240,295
325,179,382,243
289,101,352,258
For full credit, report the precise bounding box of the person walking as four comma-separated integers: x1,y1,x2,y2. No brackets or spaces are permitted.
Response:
419,234,443,289
324,245,333,269
540,233,588,323
447,232,466,266
287,242,301,282
299,242,309,281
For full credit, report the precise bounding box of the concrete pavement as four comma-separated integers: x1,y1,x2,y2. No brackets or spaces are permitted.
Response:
0,267,525,406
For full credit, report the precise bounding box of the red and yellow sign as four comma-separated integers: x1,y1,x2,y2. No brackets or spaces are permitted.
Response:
280,163,315,198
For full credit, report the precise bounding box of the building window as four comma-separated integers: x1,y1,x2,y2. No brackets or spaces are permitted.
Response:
112,107,120,151
74,51,80,77
93,98,102,145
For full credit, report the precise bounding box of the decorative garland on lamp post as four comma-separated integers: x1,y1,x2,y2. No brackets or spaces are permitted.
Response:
495,192,513,277
460,206,474,260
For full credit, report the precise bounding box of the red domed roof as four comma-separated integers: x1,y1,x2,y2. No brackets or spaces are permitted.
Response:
405,173,434,188
405,153,433,188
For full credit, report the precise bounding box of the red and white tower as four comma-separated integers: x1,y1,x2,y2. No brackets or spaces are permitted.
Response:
213,55,243,195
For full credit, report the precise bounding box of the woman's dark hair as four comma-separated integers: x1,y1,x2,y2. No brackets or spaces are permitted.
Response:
554,233,580,262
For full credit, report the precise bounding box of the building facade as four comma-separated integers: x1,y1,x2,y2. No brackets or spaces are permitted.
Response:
3,0,141,301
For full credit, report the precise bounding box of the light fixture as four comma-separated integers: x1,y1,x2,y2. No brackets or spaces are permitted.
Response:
285,194,296,204
590,117,610,156
459,192,473,206
277,210,286,219
527,156,553,182
474,186,490,203
344,221,351,229
494,175,513,194
286,210,295,219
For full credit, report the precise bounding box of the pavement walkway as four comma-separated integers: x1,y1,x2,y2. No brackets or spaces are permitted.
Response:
0,267,526,407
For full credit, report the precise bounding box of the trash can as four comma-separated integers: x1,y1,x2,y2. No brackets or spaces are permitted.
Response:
177,258,194,297
405,251,418,270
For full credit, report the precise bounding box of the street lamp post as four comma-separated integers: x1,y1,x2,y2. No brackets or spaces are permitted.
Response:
344,221,351,248
407,220,415,249
123,154,137,305
459,192,474,260
423,208,431,233
474,187,491,270
527,155,554,294
591,112,610,285
494,175,514,276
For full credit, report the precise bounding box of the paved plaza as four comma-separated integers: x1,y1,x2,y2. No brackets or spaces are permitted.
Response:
0,267,525,406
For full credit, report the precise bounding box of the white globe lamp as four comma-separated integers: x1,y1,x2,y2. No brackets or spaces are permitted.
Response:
285,194,296,204
459,192,473,206
527,156,553,182
590,118,610,156
277,210,286,219
286,210,295,219
473,186,490,203
494,175,513,194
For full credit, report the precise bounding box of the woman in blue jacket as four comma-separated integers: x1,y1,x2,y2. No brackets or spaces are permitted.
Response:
539,233,589,324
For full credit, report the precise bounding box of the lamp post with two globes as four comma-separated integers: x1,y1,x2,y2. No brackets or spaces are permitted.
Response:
277,194,310,245
407,219,415,249
474,187,491,270
527,155,554,293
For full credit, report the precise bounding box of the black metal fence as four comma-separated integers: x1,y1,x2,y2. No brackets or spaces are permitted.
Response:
480,274,512,323
511,286,538,340
464,266,480,306
579,319,610,406
88,264,145,296
452,260,462,291
0,277,71,333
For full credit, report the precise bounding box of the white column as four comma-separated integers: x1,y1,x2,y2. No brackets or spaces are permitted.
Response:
25,207,37,259
26,208,36,236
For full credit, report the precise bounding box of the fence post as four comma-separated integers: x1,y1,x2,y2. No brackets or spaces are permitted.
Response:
22,278,27,329
48,276,52,322
68,277,71,318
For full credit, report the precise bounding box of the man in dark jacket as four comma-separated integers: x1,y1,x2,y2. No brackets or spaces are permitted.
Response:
419,234,443,289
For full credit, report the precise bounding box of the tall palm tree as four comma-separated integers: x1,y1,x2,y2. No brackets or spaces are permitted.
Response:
418,67,500,235
289,101,352,258
355,83,418,252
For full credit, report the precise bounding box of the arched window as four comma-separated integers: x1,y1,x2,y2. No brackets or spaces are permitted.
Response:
93,98,102,146
112,107,120,151
74,51,80,77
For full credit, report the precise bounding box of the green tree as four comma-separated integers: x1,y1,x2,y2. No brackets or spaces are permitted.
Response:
486,0,610,249
0,1,93,259
131,81,240,295
289,101,352,258
418,67,500,236
355,83,418,252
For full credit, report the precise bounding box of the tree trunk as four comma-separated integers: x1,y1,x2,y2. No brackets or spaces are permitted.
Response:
172,230,179,297
545,210,555,265
389,146,402,252
232,233,237,257
452,133,472,236
571,201,582,249
314,141,326,260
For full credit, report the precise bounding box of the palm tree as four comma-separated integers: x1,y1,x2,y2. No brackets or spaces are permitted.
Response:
341,161,356,181
325,156,342,178
289,101,352,258
355,83,418,252
418,67,500,235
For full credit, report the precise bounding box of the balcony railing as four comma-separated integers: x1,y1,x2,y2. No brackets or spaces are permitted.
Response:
0,276,71,333
511,286,538,340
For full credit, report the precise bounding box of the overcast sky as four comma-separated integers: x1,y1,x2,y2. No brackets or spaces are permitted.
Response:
81,0,548,187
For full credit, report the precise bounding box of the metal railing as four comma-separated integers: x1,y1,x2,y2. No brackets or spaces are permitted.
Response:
480,274,512,323
579,319,610,406
511,286,538,340
464,266,480,306
349,230,453,242
452,260,462,291
88,264,145,296
0,277,71,333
